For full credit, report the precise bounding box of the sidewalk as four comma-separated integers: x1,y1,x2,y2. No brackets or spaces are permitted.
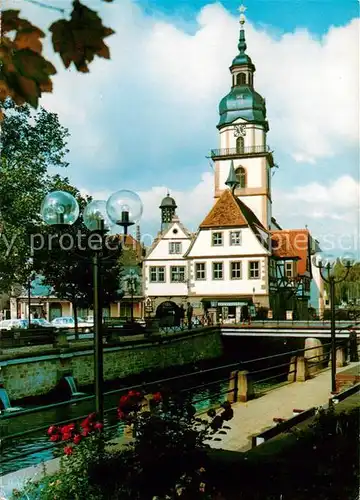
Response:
209,362,359,452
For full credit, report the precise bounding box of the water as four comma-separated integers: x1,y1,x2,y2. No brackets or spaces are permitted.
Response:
0,388,11,410
0,377,229,476
64,376,78,396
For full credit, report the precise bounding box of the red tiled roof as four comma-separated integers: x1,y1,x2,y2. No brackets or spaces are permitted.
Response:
271,229,310,275
200,189,267,232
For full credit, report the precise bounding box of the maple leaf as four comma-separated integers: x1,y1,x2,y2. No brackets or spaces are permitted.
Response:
50,0,115,73
0,10,55,110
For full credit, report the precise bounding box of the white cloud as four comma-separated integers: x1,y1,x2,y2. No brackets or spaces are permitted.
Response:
35,2,359,167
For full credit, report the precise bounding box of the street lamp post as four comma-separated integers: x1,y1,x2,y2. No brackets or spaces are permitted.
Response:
123,270,140,323
40,190,143,420
314,258,352,393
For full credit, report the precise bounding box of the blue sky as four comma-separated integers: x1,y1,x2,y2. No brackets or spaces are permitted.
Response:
9,0,360,256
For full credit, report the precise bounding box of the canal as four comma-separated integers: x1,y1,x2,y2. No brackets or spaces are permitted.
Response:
0,335,303,476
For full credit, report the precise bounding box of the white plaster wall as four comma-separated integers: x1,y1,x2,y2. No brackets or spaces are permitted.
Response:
187,228,268,258
190,256,267,296
147,223,191,260
144,259,189,297
218,157,264,188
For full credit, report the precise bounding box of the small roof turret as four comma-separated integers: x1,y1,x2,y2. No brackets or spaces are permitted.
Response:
159,191,177,209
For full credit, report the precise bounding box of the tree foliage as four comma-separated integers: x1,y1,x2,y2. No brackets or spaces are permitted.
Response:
324,260,360,305
32,188,124,327
0,0,115,117
0,101,70,292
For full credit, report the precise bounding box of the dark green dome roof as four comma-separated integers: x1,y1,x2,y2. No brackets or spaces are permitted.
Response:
231,52,254,67
218,85,267,129
160,195,177,208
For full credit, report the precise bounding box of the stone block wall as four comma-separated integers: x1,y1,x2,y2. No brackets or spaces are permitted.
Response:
1,329,223,400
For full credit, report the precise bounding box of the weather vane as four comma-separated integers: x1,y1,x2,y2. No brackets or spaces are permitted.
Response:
238,4,247,25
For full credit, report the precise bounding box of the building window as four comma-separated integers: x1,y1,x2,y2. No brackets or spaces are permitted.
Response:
169,242,182,254
285,262,293,278
170,266,185,282
235,167,246,188
249,261,260,279
236,72,246,85
269,259,277,277
230,261,242,279
236,136,244,154
150,266,165,282
195,262,206,280
230,231,242,246
212,232,223,246
212,262,223,280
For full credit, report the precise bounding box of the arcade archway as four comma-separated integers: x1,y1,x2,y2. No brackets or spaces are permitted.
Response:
156,301,180,327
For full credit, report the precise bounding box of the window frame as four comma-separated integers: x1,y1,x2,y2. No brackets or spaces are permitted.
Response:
170,266,186,283
235,166,246,188
230,261,242,280
169,241,182,255
236,136,244,154
230,231,242,246
195,262,206,281
285,261,293,278
149,266,166,283
248,260,260,280
212,262,224,280
212,231,223,246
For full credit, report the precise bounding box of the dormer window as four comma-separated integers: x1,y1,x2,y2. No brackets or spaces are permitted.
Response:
235,167,246,188
236,72,246,85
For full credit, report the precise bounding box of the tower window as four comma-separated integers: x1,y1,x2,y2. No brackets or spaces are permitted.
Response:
235,167,246,188
236,136,244,154
169,242,182,254
236,73,246,85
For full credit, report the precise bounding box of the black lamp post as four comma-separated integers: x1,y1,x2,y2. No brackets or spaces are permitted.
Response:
314,257,352,393
40,190,143,420
123,270,140,323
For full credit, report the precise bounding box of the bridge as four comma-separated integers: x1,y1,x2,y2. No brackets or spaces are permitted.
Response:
220,321,360,338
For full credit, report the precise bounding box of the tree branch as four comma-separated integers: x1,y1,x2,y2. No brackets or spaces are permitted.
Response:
24,0,66,14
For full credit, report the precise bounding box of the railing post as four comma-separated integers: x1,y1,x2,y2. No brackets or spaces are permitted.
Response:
228,370,239,403
238,370,254,402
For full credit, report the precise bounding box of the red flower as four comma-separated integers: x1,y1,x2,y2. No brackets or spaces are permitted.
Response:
94,422,104,431
73,434,82,445
117,409,126,420
47,425,58,436
50,434,60,442
81,427,91,437
61,424,75,436
64,446,74,456
119,395,129,407
88,412,97,421
80,417,91,429
152,392,162,403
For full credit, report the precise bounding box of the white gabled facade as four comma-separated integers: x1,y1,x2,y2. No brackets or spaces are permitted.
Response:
143,217,193,308
187,227,269,299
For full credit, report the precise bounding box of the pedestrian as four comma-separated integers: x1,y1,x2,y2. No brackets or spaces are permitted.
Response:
179,304,185,327
186,302,193,329
241,304,250,325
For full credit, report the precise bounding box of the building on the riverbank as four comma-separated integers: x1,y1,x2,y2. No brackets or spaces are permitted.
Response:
143,10,322,322
10,234,145,321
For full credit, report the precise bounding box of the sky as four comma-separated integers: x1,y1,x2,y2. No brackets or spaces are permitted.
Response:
8,0,360,258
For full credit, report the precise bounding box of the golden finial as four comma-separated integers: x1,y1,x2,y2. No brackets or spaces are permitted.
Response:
238,4,247,25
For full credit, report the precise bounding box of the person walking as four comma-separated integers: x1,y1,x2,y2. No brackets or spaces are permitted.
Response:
179,304,185,328
241,304,250,326
186,302,193,329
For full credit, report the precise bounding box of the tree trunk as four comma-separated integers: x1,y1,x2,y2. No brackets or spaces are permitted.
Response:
73,302,79,340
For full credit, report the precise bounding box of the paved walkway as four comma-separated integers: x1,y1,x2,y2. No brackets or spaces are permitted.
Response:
209,362,360,452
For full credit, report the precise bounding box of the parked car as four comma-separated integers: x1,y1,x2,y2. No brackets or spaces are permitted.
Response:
0,319,28,330
31,318,52,327
51,316,91,332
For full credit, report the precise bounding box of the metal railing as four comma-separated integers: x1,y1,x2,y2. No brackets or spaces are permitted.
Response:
210,145,271,157
0,337,352,471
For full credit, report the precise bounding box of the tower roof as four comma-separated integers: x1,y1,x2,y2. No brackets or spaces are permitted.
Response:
159,192,177,209
217,5,268,130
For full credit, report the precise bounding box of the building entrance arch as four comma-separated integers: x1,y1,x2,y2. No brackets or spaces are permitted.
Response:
156,301,180,327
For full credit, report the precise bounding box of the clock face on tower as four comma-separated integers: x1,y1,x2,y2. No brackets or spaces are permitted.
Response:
234,124,246,137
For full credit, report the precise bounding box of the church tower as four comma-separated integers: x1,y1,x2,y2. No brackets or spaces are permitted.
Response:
212,5,274,229
159,192,177,231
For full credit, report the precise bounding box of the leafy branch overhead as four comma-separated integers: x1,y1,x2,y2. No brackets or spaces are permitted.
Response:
0,0,114,112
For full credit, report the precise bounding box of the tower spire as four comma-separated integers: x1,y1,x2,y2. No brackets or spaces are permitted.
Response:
237,4,247,54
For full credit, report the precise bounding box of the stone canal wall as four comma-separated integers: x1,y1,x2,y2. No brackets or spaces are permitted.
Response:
0,328,223,400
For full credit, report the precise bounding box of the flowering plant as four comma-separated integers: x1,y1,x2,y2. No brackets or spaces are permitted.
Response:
47,412,104,456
